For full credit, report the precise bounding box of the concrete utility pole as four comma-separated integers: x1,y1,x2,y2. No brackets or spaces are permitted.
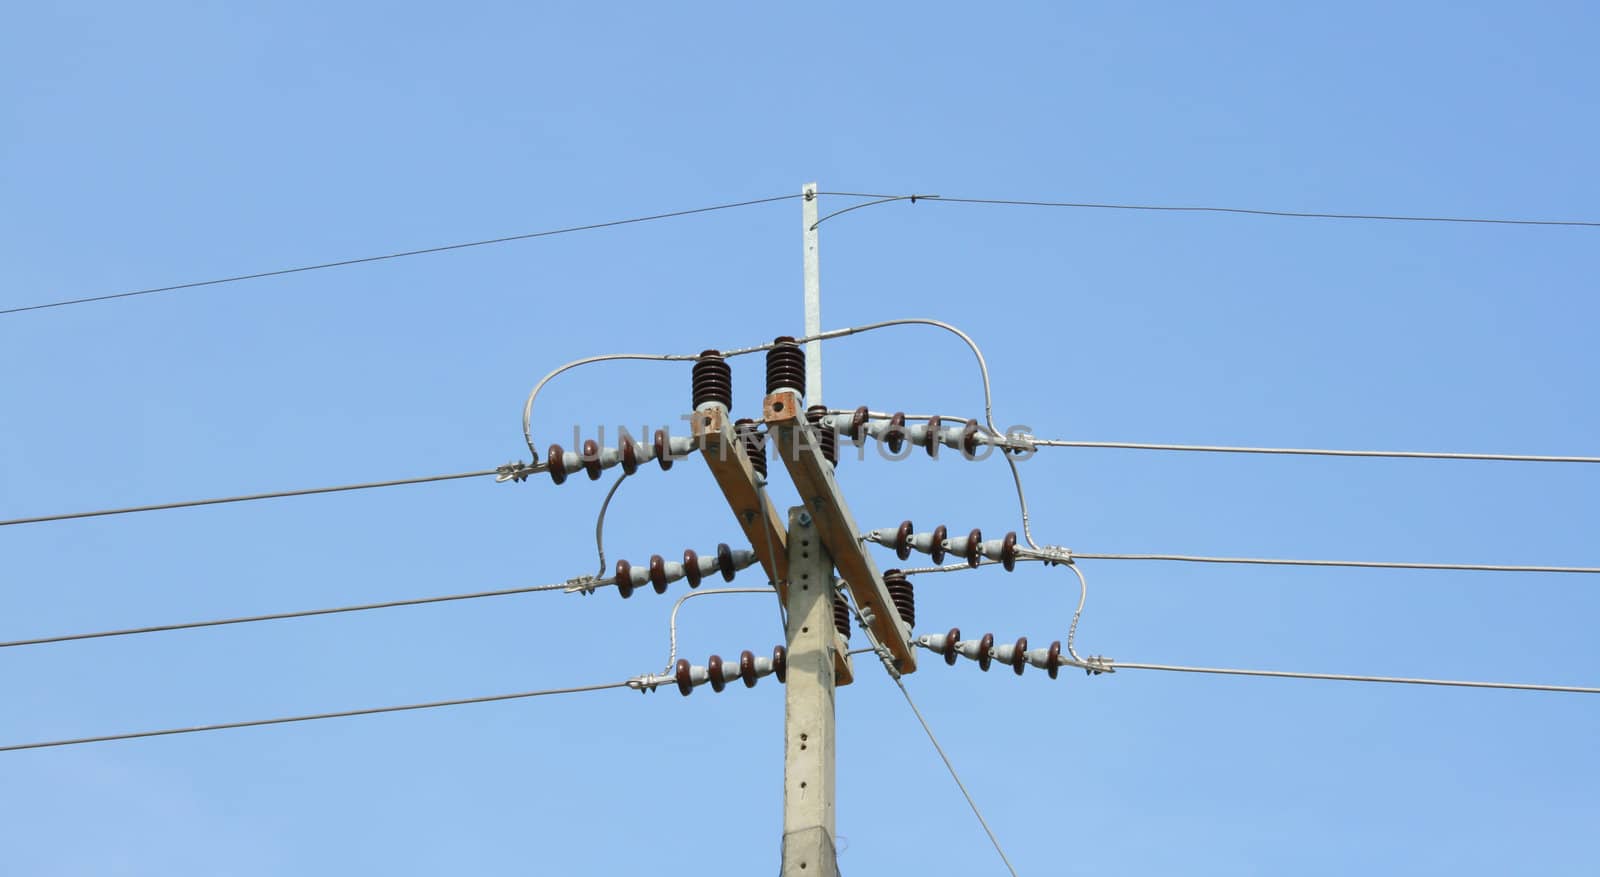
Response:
803,182,823,404
689,184,914,873
780,506,839,877
783,181,838,877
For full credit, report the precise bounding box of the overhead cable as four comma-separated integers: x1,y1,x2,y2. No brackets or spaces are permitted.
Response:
0,680,629,752
930,195,1600,228
0,466,527,528
1071,552,1600,575
1032,438,1600,465
1109,661,1600,694
0,580,577,649
2,192,894,316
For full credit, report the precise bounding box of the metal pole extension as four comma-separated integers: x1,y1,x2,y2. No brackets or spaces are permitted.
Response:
802,182,822,404
781,506,840,877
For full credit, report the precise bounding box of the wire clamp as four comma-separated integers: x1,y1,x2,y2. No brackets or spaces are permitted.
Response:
1030,545,1074,566
563,575,603,595
1080,655,1114,676
628,674,667,693
495,460,537,483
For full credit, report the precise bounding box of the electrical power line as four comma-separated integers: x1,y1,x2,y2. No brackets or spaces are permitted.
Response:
3,192,894,316
0,466,521,528
1030,438,1600,464
930,195,1600,228
16,189,1592,319
1070,552,1600,575
0,680,629,752
0,581,576,649
1109,662,1600,694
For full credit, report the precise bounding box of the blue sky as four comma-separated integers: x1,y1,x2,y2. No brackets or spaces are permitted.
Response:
3,2,1597,874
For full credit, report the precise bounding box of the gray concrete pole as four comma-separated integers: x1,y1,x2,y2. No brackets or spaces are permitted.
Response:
780,505,839,877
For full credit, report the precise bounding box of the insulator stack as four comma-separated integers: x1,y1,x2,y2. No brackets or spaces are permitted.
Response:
734,418,768,478
832,593,851,641
883,569,914,629
814,409,1033,459
692,349,733,412
765,336,806,397
915,631,1082,679
652,645,786,696
805,405,838,467
865,522,1020,571
545,430,697,485
611,542,752,598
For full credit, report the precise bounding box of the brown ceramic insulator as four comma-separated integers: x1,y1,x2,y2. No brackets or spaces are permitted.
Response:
883,412,907,454
832,593,851,641
707,654,727,693
682,548,703,588
614,559,635,599
1001,531,1018,572
648,554,669,594
772,645,787,683
716,542,736,582
1010,636,1029,676
924,415,942,457
653,429,674,471
805,405,838,466
894,520,915,561
929,524,948,564
1047,641,1062,680
976,632,995,672
619,439,639,475
675,658,694,696
849,405,871,442
546,444,567,485
883,569,914,629
740,649,759,688
965,527,984,568
691,349,733,411
581,439,603,480
734,418,767,479
942,627,962,666
765,336,806,395
962,419,983,459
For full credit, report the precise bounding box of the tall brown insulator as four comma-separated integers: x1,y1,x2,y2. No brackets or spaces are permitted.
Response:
765,336,805,396
734,418,767,478
806,405,838,466
832,592,851,641
691,349,733,411
883,568,914,629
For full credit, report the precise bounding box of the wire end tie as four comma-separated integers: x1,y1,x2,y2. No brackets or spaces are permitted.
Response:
628,674,666,692
563,575,602,595
495,461,537,483
1029,545,1074,566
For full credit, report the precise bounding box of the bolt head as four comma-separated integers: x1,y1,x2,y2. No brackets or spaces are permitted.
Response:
797,511,813,527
